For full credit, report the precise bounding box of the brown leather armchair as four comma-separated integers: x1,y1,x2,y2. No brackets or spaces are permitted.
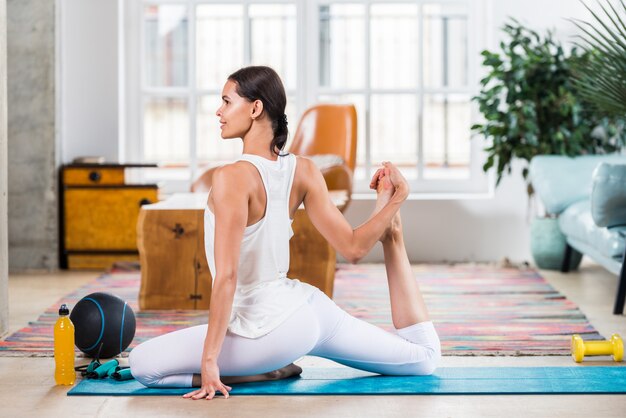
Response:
287,104,357,211
288,103,357,171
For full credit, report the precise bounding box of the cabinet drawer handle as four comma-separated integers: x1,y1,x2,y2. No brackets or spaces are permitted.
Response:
139,198,152,207
88,171,101,182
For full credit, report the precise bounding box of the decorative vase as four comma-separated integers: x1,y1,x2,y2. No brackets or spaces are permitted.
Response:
530,216,582,270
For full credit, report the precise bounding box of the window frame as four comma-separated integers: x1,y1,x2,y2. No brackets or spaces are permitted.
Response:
122,0,493,196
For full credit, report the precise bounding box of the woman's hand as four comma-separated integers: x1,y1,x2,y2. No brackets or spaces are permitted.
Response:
369,167,386,190
183,360,232,400
369,162,409,203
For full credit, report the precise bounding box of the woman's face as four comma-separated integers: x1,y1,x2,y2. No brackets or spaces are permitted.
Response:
215,80,255,139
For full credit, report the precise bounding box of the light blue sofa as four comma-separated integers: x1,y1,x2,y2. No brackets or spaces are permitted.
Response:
529,155,626,315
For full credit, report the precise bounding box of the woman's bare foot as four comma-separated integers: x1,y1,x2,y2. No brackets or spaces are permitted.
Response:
372,174,402,242
191,363,303,387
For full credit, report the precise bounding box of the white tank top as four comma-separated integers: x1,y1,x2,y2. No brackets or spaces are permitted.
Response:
204,152,317,338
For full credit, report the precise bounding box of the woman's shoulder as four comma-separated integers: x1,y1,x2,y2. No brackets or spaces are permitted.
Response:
294,155,319,179
294,155,317,173
293,155,325,197
211,162,256,192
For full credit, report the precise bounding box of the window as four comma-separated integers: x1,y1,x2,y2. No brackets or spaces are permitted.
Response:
124,0,490,195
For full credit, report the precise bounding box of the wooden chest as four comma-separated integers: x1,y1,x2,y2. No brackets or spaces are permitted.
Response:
137,194,212,310
137,191,348,310
59,164,159,270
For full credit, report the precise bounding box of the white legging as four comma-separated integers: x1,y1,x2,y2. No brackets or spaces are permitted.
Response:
129,288,441,388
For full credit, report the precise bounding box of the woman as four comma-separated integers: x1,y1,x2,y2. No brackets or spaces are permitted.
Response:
129,66,440,400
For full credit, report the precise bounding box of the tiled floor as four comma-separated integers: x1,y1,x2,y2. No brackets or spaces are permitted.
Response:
1,261,626,417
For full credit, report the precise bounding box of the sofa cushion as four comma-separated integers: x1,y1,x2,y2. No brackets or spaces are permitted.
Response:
530,155,626,215
559,200,626,259
591,163,626,228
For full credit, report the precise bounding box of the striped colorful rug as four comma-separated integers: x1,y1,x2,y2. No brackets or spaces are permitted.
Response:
0,263,602,357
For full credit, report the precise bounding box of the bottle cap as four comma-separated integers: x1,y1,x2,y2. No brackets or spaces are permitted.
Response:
59,304,70,316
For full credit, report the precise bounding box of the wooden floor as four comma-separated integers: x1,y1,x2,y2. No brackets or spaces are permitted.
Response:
1,260,626,417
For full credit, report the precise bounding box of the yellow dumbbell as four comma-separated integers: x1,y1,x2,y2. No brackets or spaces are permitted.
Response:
571,334,624,363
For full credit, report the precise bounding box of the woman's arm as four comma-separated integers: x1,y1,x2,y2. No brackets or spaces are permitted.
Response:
202,164,248,361
302,158,408,263
184,164,248,400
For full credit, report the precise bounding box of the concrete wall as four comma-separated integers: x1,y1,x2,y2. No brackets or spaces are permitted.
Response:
1,0,9,336
7,0,56,271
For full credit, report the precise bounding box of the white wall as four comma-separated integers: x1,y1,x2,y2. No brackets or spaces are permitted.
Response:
59,0,118,163
342,159,532,264
492,0,591,47
58,0,602,263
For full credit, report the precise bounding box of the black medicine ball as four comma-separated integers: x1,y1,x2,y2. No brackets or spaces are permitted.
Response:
69,292,136,359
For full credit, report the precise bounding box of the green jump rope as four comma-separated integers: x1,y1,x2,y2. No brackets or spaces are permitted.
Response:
74,342,134,381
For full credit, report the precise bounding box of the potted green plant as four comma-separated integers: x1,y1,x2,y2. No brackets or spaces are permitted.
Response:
471,19,625,269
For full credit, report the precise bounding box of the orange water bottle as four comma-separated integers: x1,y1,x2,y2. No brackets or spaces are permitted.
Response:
54,304,75,385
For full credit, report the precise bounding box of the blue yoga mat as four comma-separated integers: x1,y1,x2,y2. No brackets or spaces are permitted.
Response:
67,367,626,396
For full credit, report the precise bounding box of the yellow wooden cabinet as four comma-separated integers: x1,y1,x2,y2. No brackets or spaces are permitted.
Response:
59,163,159,270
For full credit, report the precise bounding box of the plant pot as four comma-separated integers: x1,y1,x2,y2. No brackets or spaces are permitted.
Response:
530,217,582,270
